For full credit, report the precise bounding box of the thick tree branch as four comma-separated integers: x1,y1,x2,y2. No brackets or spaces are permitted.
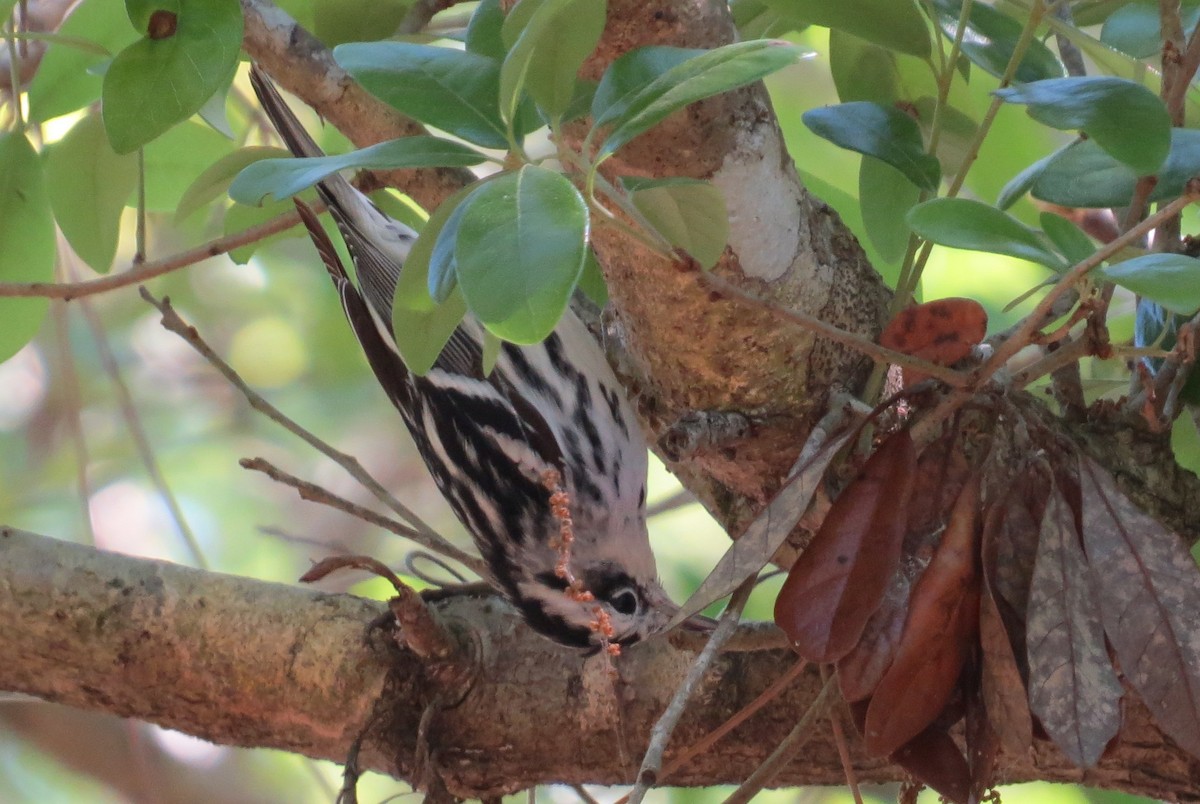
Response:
3,527,1199,799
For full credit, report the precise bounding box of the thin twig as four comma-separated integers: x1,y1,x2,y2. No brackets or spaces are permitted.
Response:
721,673,839,804
76,273,208,568
570,785,600,804
0,204,317,300
243,457,430,544
657,656,809,783
50,297,95,543
981,192,1199,383
139,288,486,576
823,665,863,804
624,577,757,804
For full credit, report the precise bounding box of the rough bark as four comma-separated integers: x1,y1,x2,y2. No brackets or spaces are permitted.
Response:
4,527,1200,799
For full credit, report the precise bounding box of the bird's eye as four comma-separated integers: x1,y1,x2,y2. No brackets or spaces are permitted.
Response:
609,587,640,616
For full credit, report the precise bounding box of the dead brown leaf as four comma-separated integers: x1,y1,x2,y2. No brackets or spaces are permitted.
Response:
1079,456,1200,760
774,431,917,663
863,472,982,756
1026,479,1122,768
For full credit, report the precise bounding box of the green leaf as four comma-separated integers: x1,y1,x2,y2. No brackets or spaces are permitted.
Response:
595,40,809,158
177,146,291,222
732,0,801,38
577,247,608,306
995,77,1170,175
1039,212,1095,267
624,177,728,269
932,0,1064,83
336,42,524,150
859,156,919,264
480,329,502,377
1101,3,1200,58
907,197,1066,270
829,29,900,105
140,120,233,212
398,184,475,314
1032,130,1200,208
803,102,941,192
0,133,54,363
102,0,243,153
455,166,588,344
229,137,488,206
427,200,470,303
758,0,930,58
312,0,411,47
591,46,706,126
223,196,305,264
43,112,138,272
393,186,477,374
28,0,139,123
465,0,506,59
996,148,1062,210
1100,254,1200,315
500,0,606,120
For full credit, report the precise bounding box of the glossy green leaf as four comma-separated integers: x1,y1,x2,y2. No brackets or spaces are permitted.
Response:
28,0,139,123
591,46,706,127
1039,212,1095,267
177,146,291,222
393,186,477,374
596,40,809,158
427,200,470,303
500,0,606,120
43,112,137,272
0,133,54,363
336,42,517,149
996,149,1061,210
1100,254,1200,315
1032,130,1200,208
465,0,505,59
996,77,1170,175
932,0,1064,83
759,0,930,58
803,102,941,192
625,177,728,269
455,166,588,344
102,0,243,153
229,137,488,206
859,156,918,264
907,197,1066,270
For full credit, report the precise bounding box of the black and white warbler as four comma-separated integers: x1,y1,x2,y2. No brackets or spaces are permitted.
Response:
250,68,677,648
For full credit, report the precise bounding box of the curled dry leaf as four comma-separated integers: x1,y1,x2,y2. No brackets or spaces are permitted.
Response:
879,297,988,385
979,501,1034,757
774,430,917,663
863,471,982,757
1025,480,1122,768
1079,456,1200,760
889,724,971,804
